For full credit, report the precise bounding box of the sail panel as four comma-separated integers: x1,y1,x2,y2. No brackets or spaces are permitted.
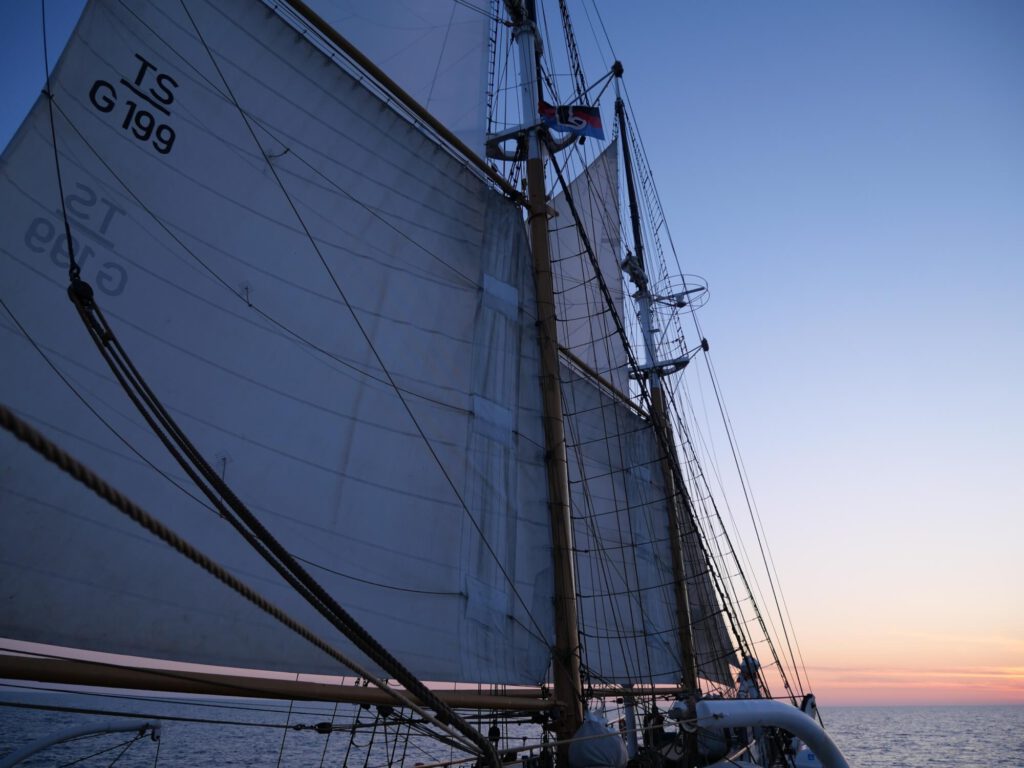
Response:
0,0,551,685
563,364,737,685
551,141,629,393
302,0,491,158
562,363,679,683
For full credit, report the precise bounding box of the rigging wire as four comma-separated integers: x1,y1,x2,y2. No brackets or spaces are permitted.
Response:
612,70,811,693
547,135,665,689
570,7,811,690
39,0,79,285
275,696,297,767
451,0,506,23
55,733,151,768
545,82,799,699
546,150,736,695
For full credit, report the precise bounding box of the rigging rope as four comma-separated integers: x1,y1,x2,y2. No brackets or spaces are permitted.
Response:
53,734,149,768
39,0,79,286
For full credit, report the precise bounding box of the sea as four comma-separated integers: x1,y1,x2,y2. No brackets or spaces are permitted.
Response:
0,687,1021,767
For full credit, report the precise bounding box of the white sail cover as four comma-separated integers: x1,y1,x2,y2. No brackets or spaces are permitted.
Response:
551,141,628,393
562,364,736,685
304,0,491,157
0,0,553,684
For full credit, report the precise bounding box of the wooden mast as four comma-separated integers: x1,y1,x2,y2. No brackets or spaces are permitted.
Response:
503,0,584,754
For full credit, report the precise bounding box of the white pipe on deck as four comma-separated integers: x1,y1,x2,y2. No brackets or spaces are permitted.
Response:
696,699,849,768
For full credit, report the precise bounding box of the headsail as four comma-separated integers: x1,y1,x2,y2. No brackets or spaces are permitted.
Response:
0,0,553,685
550,140,629,393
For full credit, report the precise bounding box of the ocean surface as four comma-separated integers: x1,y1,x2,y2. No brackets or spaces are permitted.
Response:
0,687,1021,767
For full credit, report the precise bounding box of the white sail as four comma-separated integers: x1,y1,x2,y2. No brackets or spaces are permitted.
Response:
303,0,491,157
0,0,553,685
563,362,679,683
550,141,628,393
562,363,737,686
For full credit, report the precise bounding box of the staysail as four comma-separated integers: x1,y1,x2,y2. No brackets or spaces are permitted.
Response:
550,140,629,393
0,0,553,684
562,363,737,686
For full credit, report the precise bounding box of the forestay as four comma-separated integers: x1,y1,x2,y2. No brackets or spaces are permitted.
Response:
0,0,553,685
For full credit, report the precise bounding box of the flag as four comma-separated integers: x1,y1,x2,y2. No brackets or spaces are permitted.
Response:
538,101,605,140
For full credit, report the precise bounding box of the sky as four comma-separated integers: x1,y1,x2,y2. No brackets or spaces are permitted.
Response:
1,0,1022,708
590,0,1024,706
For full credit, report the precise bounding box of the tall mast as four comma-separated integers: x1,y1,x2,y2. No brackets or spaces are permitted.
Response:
503,0,584,750
615,90,700,696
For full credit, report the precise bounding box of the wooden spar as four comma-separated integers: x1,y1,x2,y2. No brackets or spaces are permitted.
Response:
616,95,700,695
504,0,584,751
0,656,694,708
283,0,525,207
0,656,553,711
558,345,646,420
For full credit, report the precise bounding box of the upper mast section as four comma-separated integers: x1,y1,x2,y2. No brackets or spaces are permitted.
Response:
613,72,708,380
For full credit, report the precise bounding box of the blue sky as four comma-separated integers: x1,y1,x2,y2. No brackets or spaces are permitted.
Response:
2,0,1021,704
591,0,1024,702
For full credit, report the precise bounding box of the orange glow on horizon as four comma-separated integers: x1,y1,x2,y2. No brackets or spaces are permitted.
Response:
801,664,1024,707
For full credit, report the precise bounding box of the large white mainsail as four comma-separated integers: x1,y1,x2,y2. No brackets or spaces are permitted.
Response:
0,0,553,684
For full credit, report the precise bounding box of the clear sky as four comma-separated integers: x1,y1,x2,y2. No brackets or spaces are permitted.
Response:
591,0,1024,706
2,0,1022,707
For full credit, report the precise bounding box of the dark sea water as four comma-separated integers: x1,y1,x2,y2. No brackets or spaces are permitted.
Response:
0,688,1021,766
820,705,1024,767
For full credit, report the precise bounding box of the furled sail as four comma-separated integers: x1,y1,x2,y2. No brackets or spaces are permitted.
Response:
0,0,553,685
550,141,629,393
303,0,491,157
562,363,737,686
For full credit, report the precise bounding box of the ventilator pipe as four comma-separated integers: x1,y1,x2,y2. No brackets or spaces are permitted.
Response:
696,699,848,768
